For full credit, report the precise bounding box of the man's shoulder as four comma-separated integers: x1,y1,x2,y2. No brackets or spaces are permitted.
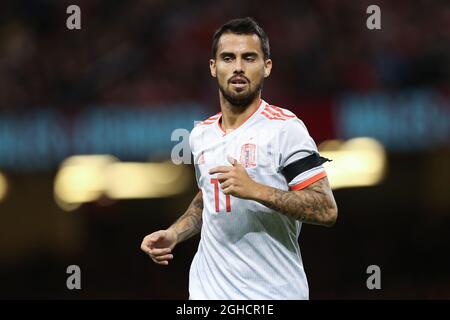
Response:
190,111,220,138
257,102,304,130
260,103,297,120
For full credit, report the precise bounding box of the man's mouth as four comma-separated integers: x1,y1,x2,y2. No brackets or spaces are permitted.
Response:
230,77,248,89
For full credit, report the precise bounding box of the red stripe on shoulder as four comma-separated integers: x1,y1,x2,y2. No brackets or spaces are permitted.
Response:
264,107,290,119
199,112,221,125
261,110,288,121
267,105,296,119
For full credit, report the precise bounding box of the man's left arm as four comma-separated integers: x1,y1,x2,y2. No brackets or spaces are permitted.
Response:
209,157,338,227
251,175,337,227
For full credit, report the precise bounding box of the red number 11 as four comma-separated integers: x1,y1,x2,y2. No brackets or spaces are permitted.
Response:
210,178,231,213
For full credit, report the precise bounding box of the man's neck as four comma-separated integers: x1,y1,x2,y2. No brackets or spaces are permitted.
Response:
219,94,261,132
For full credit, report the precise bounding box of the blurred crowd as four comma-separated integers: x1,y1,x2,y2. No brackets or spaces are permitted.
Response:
0,0,448,111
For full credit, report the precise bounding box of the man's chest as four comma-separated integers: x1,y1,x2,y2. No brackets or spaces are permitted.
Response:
195,131,278,170
193,130,281,190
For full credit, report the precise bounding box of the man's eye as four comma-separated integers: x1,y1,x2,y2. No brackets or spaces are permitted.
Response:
246,57,255,62
223,56,232,62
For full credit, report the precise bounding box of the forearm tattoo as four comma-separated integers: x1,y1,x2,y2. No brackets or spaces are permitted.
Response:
258,177,337,226
171,191,204,243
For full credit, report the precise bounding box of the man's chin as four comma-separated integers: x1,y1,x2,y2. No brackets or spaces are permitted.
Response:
230,91,249,101
226,95,255,108
219,80,264,108
221,89,257,108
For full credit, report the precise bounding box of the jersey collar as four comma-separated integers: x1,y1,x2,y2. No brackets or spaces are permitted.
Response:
215,99,266,137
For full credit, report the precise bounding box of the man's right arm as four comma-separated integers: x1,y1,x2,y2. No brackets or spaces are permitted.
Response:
168,190,203,244
141,190,203,265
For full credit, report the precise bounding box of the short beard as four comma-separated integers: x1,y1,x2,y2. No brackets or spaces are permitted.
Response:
219,80,263,108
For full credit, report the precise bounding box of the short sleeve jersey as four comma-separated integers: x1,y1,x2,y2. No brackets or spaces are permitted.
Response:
188,99,327,299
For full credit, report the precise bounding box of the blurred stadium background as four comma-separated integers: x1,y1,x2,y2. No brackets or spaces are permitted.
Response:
0,0,449,299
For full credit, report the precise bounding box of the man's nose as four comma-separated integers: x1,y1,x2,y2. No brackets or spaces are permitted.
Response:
233,58,244,73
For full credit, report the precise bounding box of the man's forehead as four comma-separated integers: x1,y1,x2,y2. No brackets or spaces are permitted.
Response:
217,33,262,54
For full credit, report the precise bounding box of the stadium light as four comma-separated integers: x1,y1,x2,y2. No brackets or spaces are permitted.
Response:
54,155,119,211
319,137,387,190
0,171,8,202
104,161,191,199
54,156,191,211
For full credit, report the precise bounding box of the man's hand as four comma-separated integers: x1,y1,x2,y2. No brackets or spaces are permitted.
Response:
209,156,261,200
140,229,177,266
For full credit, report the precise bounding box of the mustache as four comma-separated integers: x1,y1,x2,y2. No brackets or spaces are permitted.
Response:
228,75,250,83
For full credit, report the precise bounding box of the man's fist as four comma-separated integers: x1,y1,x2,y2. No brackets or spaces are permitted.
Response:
208,156,261,200
140,229,177,266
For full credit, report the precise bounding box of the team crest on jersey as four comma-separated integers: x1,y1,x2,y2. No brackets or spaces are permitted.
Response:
240,143,257,168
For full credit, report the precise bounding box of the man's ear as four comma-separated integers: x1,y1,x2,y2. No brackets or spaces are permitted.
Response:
210,59,216,77
264,59,272,78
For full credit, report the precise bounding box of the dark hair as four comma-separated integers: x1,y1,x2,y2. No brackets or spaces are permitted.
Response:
211,17,270,60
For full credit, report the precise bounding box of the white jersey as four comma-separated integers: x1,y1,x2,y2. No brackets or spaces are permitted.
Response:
188,99,327,300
